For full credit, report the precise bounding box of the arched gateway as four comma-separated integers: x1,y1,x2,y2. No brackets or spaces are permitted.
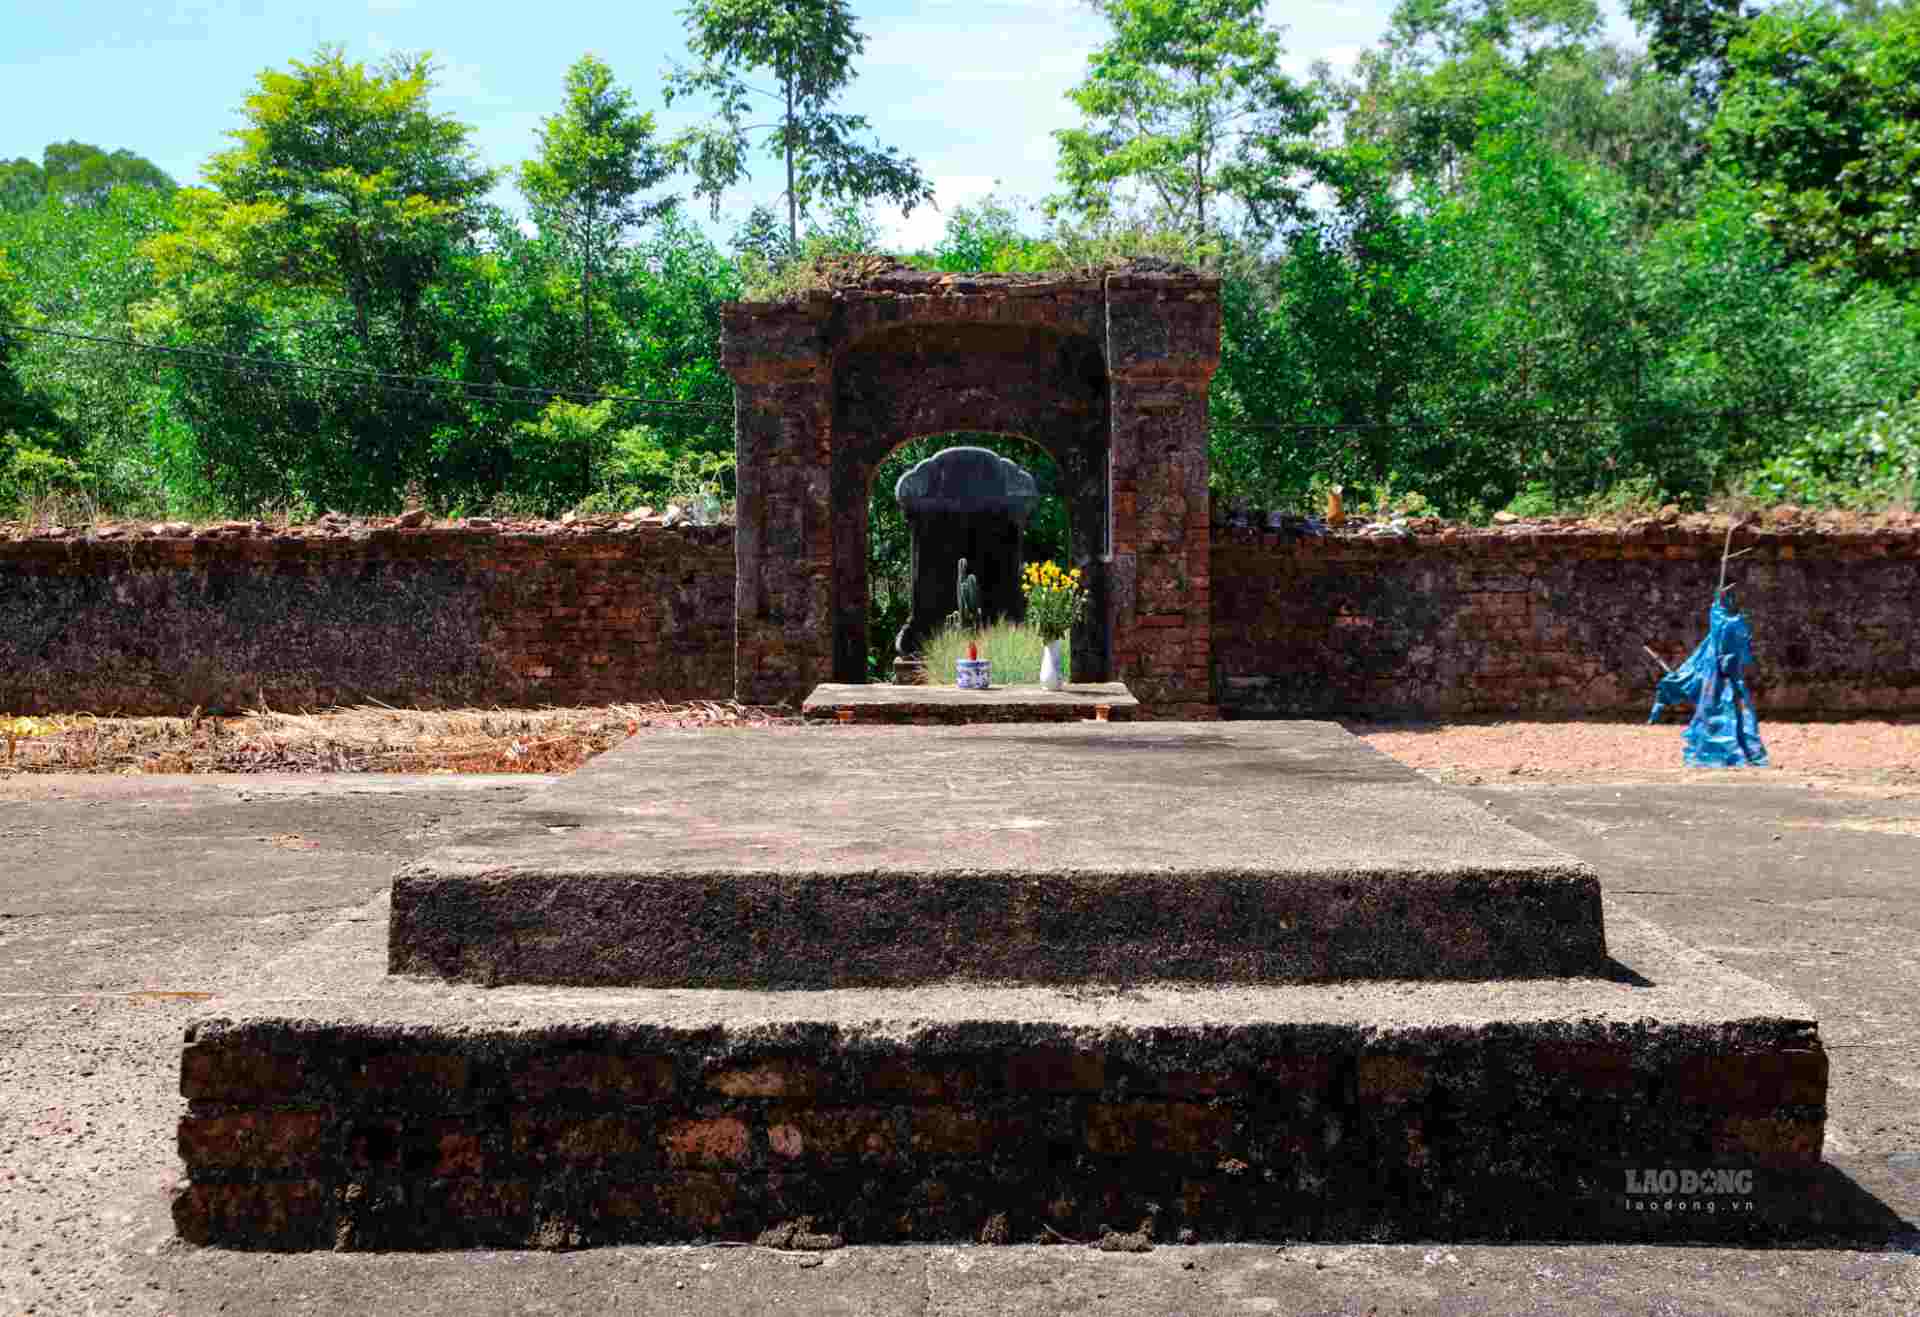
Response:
721,264,1220,715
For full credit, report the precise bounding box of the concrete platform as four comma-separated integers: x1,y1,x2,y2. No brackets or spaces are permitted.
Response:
173,898,1834,1249
801,682,1139,723
387,722,1606,987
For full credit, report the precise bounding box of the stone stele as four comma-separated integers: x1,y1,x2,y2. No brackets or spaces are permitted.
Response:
893,446,1040,662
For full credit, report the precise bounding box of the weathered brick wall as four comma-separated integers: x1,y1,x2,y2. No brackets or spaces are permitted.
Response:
5,519,1915,718
1213,523,1920,718
173,1017,1827,1248
0,523,735,715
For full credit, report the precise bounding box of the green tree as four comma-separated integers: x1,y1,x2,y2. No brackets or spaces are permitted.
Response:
519,54,676,382
1626,0,1749,102
1345,0,1602,186
41,141,176,207
1528,43,1701,233
0,159,47,215
930,196,1035,271
1,143,175,215
1707,3,1920,287
665,0,933,247
0,186,178,511
1051,0,1324,239
728,202,793,267
147,46,495,354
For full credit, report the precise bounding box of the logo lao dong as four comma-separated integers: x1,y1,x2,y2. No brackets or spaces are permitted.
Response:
1622,1167,1757,1213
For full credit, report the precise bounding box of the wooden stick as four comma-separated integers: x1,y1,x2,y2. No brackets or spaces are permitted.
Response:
1716,518,1741,595
1643,645,1673,674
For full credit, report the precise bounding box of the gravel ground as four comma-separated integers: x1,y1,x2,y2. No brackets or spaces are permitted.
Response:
3,731,1916,1315
1348,718,1920,788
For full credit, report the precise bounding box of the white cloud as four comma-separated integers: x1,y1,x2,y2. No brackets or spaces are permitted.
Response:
879,173,1002,252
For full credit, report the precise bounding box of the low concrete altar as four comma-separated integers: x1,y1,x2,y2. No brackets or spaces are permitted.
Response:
802,681,1138,724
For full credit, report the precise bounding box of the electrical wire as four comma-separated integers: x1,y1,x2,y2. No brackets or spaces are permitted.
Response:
0,321,734,417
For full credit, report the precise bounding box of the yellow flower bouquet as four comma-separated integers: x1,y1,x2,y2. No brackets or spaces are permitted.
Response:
1021,560,1087,643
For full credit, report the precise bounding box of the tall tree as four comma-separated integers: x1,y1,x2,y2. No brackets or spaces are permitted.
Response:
1707,3,1920,287
520,54,675,381
41,142,176,207
147,46,495,354
1051,0,1324,239
0,160,43,215
1345,0,1602,185
664,0,933,247
1626,0,1750,103
0,143,174,214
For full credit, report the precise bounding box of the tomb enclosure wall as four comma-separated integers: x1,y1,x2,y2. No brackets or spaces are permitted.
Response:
2,521,1915,718
0,524,735,715
1213,522,1920,718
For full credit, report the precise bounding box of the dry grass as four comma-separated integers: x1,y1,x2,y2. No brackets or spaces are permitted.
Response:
0,701,800,776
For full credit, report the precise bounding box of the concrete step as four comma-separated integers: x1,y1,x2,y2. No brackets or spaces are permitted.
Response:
173,903,1845,1250
800,682,1140,724
388,723,1606,987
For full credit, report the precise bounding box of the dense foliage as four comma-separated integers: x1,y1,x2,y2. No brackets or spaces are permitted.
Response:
5,1,1920,542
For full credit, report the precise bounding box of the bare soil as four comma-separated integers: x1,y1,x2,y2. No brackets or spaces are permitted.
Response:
1347,717,1920,788
0,701,798,776
7,701,1915,790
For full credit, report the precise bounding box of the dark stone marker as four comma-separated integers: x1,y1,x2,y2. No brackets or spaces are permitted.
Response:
893,446,1039,662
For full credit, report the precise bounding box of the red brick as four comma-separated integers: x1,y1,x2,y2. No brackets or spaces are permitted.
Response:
1006,1048,1106,1094
1711,1116,1825,1168
432,1127,489,1177
343,1117,490,1175
513,1114,654,1167
1085,1102,1235,1161
351,1052,470,1094
766,1106,896,1165
1357,1056,1430,1105
1674,1050,1827,1112
181,1042,304,1101
513,1053,675,1102
173,1179,330,1246
1261,1054,1336,1093
908,1108,1035,1158
706,1059,832,1099
178,1110,328,1170
662,1117,751,1167
1156,1070,1250,1099
863,1059,982,1101
656,1173,741,1232
1533,1043,1637,1093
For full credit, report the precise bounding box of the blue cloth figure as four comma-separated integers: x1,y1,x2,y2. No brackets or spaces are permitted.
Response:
1649,595,1769,767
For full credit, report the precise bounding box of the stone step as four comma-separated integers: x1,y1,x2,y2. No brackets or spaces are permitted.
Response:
173,903,1844,1249
801,682,1140,724
388,722,1606,988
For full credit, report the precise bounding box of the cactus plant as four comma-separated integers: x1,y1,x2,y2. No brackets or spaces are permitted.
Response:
953,557,982,631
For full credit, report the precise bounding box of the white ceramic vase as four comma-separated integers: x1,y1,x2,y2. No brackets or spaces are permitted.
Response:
1039,639,1065,691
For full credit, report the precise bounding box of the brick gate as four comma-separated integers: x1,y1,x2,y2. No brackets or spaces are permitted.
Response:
721,265,1220,715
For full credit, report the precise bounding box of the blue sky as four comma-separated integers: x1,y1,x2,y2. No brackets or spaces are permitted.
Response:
1,0,1637,249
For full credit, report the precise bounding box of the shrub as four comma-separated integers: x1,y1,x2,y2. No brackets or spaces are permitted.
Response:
1745,400,1920,509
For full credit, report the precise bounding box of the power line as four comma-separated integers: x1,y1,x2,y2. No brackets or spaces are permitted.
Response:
7,318,1905,433
0,321,735,417
1208,401,1905,434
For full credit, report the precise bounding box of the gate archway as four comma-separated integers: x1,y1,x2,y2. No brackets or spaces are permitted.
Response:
721,265,1220,715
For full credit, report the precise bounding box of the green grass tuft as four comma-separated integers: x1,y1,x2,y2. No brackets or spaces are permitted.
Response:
916,620,1070,686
